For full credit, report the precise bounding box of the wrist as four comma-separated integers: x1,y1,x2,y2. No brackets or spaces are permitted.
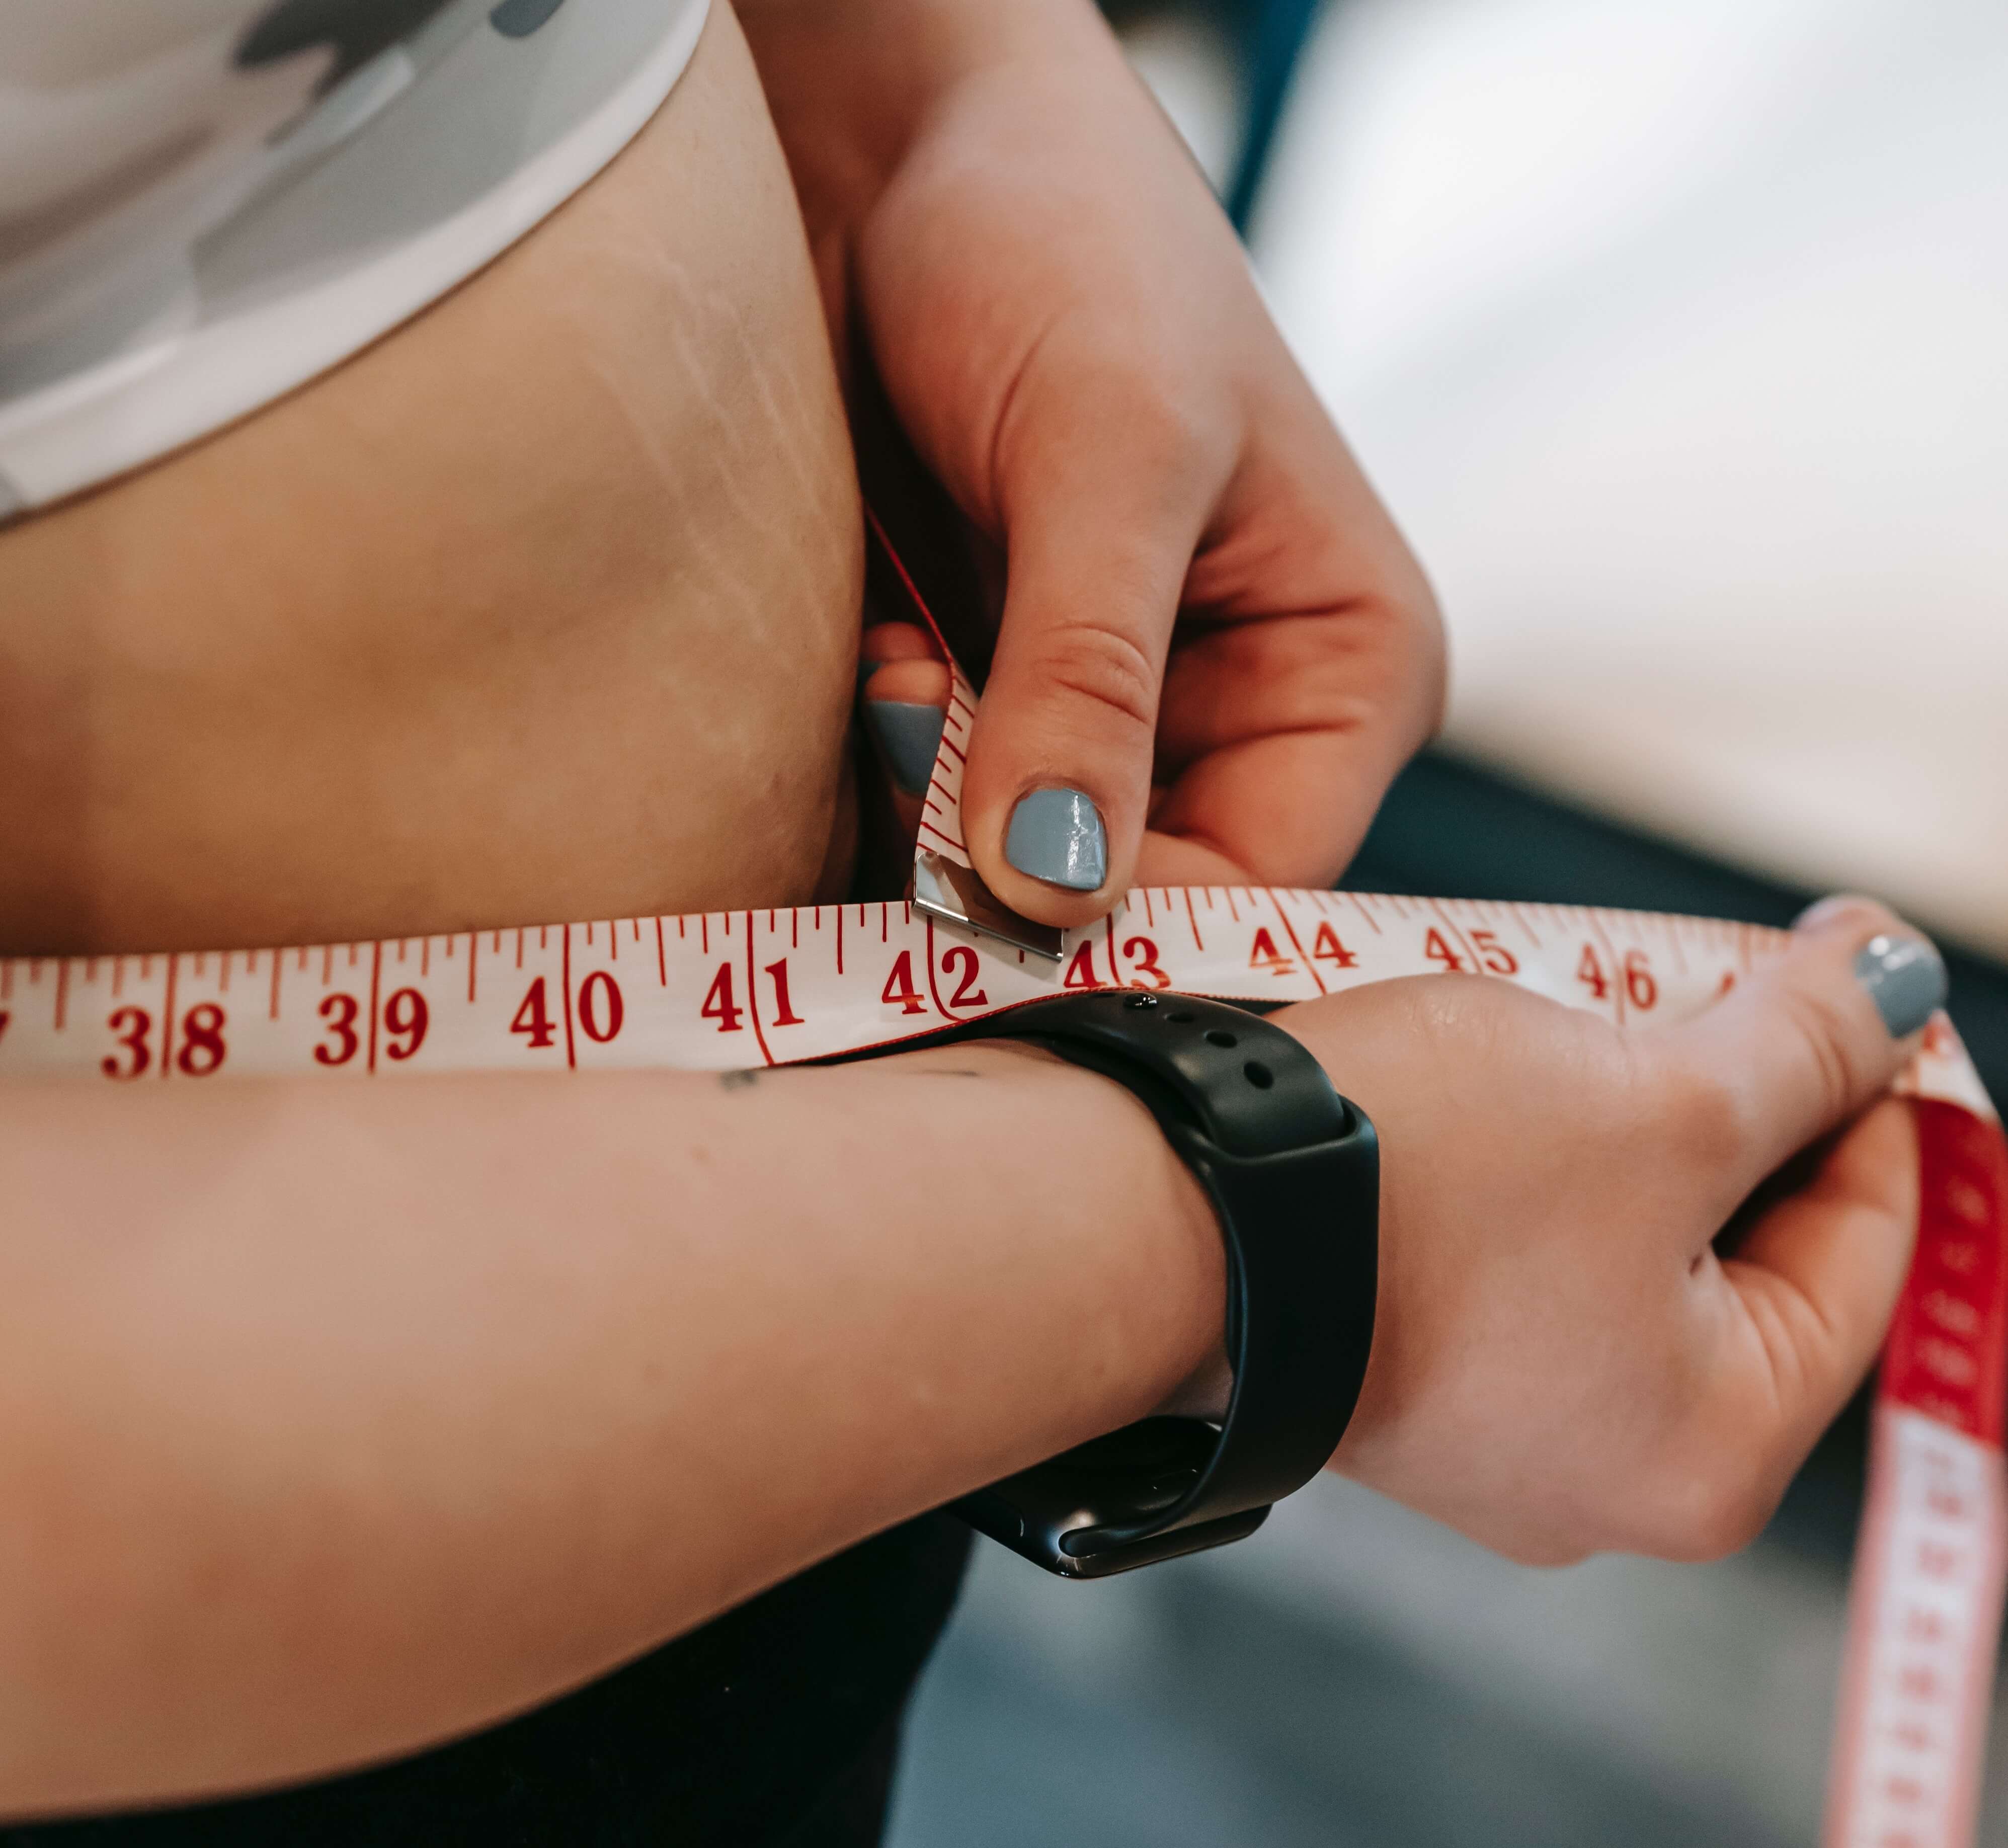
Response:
955,1042,1235,1422
888,1037,1229,1440
1021,1041,1235,1424
739,0,1118,226
741,0,1097,84
938,994,1379,1574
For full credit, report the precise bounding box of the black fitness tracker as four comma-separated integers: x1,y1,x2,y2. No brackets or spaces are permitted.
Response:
941,990,1379,1578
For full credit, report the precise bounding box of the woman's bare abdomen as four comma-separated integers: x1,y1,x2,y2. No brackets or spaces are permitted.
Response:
0,4,862,956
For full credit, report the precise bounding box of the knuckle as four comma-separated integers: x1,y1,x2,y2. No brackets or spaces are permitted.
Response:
1024,618,1161,738
1777,982,1869,1120
1660,1059,1751,1172
1031,332,1223,477
1496,1533,1594,1570
1118,364,1219,461
1378,564,1447,669
1407,573,1447,645
1405,593,1450,734
1636,1441,1780,1563
994,313,1228,510
1320,583,1449,744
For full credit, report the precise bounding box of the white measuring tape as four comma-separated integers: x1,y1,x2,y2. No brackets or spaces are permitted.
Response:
0,544,1997,1843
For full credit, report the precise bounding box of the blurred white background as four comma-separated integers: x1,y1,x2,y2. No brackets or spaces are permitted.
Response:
1254,0,2008,959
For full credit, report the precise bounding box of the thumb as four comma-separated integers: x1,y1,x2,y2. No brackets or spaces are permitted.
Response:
1670,896,1948,1198
1641,904,1944,1548
957,431,1222,928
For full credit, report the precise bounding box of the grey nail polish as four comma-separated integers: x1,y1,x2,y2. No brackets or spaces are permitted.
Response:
1005,787,1106,892
864,701,945,796
1855,933,1947,1038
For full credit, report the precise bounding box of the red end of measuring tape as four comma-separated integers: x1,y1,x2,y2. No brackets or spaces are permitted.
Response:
1828,1101,2008,1848
1884,1103,2008,1447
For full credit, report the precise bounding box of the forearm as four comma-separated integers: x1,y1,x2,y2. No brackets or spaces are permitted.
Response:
0,1050,1219,1816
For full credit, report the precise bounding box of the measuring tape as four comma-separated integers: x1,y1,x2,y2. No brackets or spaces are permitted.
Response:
0,565,1997,1843
0,886,1997,1841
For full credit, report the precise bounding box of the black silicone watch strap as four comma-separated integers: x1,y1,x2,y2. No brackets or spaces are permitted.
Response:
941,990,1379,1577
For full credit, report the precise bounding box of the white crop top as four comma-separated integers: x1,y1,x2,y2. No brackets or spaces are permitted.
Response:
0,0,710,516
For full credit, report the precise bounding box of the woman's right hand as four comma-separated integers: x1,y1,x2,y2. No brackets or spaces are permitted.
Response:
1271,897,1946,1566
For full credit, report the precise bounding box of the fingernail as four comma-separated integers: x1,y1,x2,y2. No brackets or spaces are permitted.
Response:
1006,787,1106,892
864,701,945,796
1855,933,1947,1038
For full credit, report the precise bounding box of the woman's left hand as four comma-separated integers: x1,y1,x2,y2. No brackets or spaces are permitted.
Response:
742,0,1445,926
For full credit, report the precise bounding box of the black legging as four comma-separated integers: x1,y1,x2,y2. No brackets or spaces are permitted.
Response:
5,1516,973,1848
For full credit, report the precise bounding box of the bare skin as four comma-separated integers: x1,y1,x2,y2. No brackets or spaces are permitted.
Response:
0,0,1935,1823
0,7,862,956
